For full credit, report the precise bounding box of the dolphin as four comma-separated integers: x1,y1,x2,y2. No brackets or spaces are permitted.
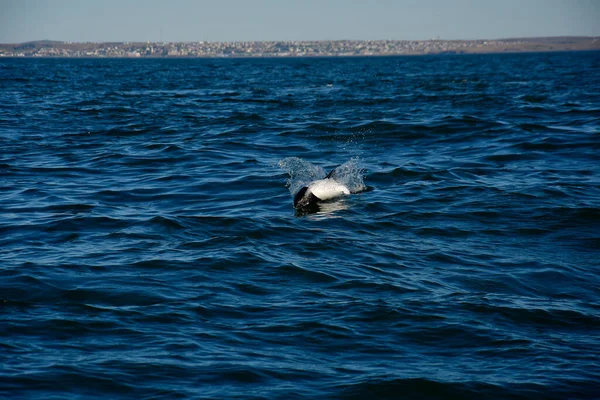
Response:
293,169,351,209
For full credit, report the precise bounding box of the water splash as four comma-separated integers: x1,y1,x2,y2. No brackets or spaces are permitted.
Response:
278,157,327,195
279,157,366,195
328,158,367,193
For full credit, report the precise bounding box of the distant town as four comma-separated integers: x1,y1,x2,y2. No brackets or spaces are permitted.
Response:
0,37,598,58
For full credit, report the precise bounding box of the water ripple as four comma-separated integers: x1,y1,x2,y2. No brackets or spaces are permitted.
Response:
1,53,599,399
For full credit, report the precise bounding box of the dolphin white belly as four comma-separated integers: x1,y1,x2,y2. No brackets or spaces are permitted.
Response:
294,178,350,208
308,179,350,201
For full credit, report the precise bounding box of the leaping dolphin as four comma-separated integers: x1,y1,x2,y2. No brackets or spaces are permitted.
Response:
293,169,351,209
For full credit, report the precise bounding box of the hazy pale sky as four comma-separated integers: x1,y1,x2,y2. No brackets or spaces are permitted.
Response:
1,0,599,43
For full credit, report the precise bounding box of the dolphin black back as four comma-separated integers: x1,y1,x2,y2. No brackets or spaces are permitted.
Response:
293,187,309,208
293,186,321,208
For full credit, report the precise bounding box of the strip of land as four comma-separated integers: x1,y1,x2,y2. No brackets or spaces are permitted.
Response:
1,37,598,58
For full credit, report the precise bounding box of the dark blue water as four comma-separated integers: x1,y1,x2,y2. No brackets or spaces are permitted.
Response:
1,53,600,399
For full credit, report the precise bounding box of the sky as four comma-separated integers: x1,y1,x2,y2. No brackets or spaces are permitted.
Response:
1,0,599,43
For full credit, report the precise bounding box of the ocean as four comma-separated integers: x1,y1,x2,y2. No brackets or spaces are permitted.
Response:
1,52,599,399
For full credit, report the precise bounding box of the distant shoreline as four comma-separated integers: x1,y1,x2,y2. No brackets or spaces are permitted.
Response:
1,36,598,58
1,50,599,60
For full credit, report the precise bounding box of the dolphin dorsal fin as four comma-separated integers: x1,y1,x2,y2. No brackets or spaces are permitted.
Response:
325,168,337,179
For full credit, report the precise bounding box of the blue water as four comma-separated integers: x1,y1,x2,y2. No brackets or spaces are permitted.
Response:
1,53,600,399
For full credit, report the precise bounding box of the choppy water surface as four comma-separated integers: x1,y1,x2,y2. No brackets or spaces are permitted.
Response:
1,53,599,399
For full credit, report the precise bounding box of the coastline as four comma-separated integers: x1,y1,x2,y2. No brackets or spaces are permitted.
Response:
1,36,598,58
